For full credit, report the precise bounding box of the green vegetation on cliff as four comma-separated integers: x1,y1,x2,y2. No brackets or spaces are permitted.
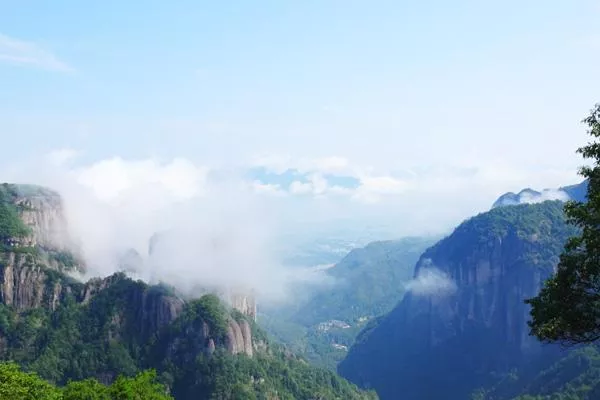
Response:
528,104,600,345
339,201,582,400
0,256,375,399
262,237,434,370
296,237,437,326
473,345,600,399
0,184,31,245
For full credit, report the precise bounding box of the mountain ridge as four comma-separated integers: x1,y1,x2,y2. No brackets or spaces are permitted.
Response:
492,180,588,209
0,182,376,399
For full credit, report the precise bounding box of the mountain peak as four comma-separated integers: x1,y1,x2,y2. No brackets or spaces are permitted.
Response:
491,180,588,209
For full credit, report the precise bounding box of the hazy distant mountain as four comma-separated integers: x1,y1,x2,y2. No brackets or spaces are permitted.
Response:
492,180,588,208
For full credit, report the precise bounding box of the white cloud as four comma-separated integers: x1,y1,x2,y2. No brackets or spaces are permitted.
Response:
252,154,355,176
1,148,583,264
1,153,323,303
0,33,73,72
251,181,287,197
302,156,350,174
405,261,457,296
352,175,409,203
521,189,570,204
289,181,313,195
76,157,207,202
246,152,580,211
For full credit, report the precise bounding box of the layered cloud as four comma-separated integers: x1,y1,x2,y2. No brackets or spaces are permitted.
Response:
247,156,407,203
2,148,582,250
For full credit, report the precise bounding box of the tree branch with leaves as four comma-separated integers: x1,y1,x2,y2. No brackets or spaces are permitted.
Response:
527,103,600,344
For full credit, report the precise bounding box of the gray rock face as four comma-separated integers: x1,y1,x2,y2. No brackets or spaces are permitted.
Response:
405,232,551,354
16,192,69,249
134,287,185,337
0,252,65,311
339,201,578,400
226,318,253,356
0,252,255,360
1,183,258,362
226,291,257,321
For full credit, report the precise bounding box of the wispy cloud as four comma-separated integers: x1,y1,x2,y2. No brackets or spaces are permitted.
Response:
405,260,457,296
0,33,74,72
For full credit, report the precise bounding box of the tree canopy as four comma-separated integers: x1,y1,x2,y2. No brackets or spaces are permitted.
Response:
0,362,172,400
527,103,600,344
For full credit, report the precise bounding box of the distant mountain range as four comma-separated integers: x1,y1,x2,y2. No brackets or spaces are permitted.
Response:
492,180,588,208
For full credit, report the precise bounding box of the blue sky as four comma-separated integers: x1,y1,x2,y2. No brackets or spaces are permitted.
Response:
1,0,599,235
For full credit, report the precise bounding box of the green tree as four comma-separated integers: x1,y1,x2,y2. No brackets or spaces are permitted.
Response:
527,103,600,344
62,378,110,400
108,370,172,400
0,362,61,400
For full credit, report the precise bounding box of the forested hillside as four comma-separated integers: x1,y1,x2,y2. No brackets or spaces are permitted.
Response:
339,200,600,399
0,183,376,400
261,237,434,369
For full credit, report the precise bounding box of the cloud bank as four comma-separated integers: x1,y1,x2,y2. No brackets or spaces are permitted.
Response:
2,151,335,304
0,148,581,303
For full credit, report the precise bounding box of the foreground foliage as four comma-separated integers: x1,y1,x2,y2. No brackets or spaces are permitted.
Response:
472,345,600,399
0,270,374,399
527,103,600,344
0,361,172,399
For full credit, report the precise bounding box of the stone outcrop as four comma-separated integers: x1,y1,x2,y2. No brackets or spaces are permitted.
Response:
226,318,253,356
227,290,257,321
0,252,67,311
0,250,255,359
1,183,257,361
134,285,185,337
15,189,69,249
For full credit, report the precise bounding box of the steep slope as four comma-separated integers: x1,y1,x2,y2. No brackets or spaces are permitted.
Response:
295,237,437,327
339,201,579,400
262,237,435,370
0,183,376,399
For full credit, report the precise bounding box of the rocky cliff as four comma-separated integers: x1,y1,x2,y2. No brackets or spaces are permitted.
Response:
0,183,375,399
0,252,70,311
339,200,578,400
0,183,256,359
0,184,71,250
0,253,255,360
1,183,256,319
15,187,69,250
